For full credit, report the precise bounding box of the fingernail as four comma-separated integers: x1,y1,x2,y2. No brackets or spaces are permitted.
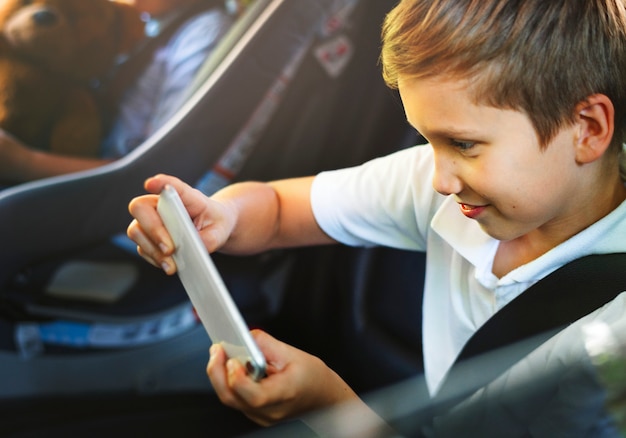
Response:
161,261,170,272
159,242,169,253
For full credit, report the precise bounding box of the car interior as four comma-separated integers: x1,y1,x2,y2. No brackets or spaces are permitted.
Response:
0,0,428,435
1,0,618,437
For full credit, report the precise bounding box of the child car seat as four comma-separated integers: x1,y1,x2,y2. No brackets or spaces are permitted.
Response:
0,0,358,398
1,0,429,434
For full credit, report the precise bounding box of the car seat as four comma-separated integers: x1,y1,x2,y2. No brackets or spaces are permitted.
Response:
0,0,368,397
1,0,428,434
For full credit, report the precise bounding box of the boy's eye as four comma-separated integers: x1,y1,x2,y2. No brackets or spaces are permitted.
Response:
450,139,475,150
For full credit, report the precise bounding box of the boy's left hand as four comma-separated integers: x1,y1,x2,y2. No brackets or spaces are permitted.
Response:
207,329,359,426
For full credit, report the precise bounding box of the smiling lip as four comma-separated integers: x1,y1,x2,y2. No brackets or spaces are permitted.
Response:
459,203,487,219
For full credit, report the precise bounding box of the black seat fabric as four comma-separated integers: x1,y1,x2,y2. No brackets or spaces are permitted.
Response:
266,245,426,395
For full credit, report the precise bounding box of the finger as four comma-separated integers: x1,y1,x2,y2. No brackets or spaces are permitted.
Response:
126,217,177,275
225,359,281,426
128,194,175,251
137,246,176,275
250,329,290,372
145,175,208,218
126,219,170,266
228,332,297,412
127,235,159,269
208,342,284,425
225,358,270,405
208,344,247,410
145,175,233,253
143,174,183,194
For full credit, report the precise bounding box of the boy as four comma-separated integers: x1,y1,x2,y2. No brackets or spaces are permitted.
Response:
127,0,626,434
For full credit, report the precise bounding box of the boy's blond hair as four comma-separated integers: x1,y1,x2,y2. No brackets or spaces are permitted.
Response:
381,0,626,150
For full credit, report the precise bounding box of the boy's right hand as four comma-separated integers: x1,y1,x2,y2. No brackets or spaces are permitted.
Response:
127,174,237,275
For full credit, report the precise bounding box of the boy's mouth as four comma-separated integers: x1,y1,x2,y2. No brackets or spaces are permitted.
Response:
459,203,486,219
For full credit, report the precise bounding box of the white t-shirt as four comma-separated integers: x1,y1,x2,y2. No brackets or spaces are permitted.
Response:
311,145,626,395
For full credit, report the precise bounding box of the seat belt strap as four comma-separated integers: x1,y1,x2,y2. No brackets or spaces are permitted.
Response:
431,253,626,410
457,253,626,363
434,253,626,402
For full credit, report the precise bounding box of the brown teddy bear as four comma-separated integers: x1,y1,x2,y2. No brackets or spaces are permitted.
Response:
0,0,146,157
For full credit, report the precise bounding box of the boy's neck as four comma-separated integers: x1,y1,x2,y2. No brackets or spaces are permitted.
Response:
492,174,626,278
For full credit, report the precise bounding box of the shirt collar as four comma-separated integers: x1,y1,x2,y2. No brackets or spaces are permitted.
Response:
431,196,626,285
431,196,497,268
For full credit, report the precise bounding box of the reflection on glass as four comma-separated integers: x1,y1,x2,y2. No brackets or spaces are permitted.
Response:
584,320,626,434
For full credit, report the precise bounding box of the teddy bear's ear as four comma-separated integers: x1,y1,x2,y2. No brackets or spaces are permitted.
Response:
111,3,146,55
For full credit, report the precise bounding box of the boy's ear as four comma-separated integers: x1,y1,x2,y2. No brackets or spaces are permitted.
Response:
574,94,614,164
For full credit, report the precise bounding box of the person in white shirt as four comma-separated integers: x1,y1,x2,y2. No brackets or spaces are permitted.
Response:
126,0,626,433
0,0,232,184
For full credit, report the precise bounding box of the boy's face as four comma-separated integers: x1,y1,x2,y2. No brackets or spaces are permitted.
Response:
398,75,585,243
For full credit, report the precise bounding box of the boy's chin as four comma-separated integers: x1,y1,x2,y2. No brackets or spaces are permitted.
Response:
477,222,525,242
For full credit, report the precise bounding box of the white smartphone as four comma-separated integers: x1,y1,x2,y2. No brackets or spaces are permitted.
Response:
156,185,266,380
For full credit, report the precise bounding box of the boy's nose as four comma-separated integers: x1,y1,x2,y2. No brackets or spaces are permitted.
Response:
431,152,463,196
